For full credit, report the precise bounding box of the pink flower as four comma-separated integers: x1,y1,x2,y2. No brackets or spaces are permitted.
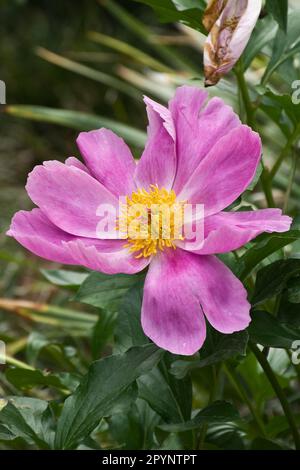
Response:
203,0,262,86
8,86,291,355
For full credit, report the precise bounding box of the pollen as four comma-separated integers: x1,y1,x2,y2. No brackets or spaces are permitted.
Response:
117,185,185,258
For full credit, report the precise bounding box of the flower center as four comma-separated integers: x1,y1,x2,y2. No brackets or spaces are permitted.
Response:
118,185,185,258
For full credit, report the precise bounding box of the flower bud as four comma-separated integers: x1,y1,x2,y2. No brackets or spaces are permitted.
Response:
203,0,262,86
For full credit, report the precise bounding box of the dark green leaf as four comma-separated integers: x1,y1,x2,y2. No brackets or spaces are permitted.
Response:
108,399,160,450
248,310,300,348
75,271,144,312
260,90,300,136
133,0,206,33
114,285,147,353
171,331,248,379
91,311,117,358
0,397,54,449
54,344,163,449
265,0,288,31
251,437,286,450
6,368,80,393
138,354,192,423
235,230,300,280
206,422,245,450
252,259,300,305
159,401,239,432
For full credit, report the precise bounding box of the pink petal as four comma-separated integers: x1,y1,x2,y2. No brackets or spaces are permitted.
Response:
65,156,91,174
194,254,251,334
7,208,149,274
169,86,240,194
134,96,176,191
26,160,119,238
77,128,136,197
178,125,261,216
178,209,292,254
143,95,175,139
142,248,250,354
141,249,207,356
7,209,77,264
63,239,150,275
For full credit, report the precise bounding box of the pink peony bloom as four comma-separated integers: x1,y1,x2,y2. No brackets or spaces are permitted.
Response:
8,86,291,355
203,0,262,86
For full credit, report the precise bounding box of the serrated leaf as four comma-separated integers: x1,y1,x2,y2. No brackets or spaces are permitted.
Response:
0,397,54,449
54,344,163,449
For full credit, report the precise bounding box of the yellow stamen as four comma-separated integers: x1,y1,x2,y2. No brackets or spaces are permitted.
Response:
117,185,185,258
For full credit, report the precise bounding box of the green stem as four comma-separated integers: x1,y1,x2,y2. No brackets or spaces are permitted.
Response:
270,126,300,180
234,64,256,129
223,363,267,437
5,355,35,370
250,342,300,450
234,63,275,207
283,149,298,213
197,365,219,449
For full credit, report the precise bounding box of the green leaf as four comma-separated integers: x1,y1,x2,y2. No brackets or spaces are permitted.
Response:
108,399,160,450
248,310,300,349
260,90,300,136
114,285,148,353
54,344,163,449
36,47,140,100
206,422,245,450
41,269,89,288
278,299,300,327
171,330,248,379
133,0,207,33
5,105,147,148
159,401,239,432
0,424,15,441
252,259,300,305
235,230,300,280
265,0,288,31
138,355,192,423
243,16,278,69
0,397,54,449
251,437,286,450
75,271,144,312
6,368,80,393
91,311,117,358
262,11,300,85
